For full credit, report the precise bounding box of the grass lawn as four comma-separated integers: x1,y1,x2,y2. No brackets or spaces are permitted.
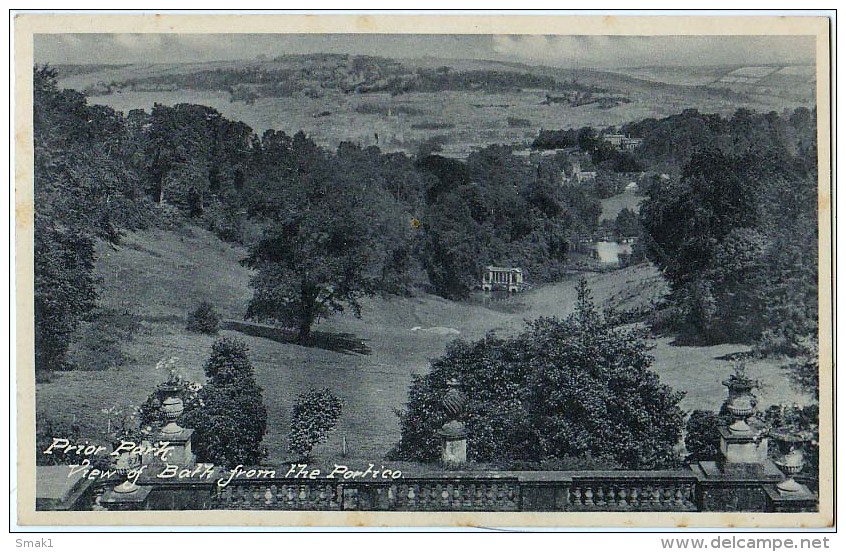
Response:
599,190,644,222
36,227,813,467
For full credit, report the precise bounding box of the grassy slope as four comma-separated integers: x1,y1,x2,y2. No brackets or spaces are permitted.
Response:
599,190,644,222
36,227,811,465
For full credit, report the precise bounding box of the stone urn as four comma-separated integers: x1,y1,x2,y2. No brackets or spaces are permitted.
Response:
112,451,142,494
770,427,811,494
723,369,758,420
442,379,467,422
726,394,756,419
718,365,770,467
157,383,185,436
438,379,468,465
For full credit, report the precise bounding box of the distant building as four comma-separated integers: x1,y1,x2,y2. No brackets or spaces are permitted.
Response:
625,181,640,193
562,161,597,184
576,170,597,183
481,266,526,293
604,134,625,147
620,137,643,150
603,133,643,151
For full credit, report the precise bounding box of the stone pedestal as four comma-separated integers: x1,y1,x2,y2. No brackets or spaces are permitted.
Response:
442,437,467,465
763,482,818,512
438,420,468,466
719,422,768,468
152,428,196,468
101,486,152,511
35,465,94,511
692,460,783,511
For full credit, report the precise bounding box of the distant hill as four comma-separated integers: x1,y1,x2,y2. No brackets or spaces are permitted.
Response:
613,64,816,104
51,55,816,157
56,56,816,107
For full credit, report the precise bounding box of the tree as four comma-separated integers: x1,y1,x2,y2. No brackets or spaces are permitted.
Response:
391,279,686,469
640,147,817,348
288,388,344,460
242,154,381,344
33,66,149,373
418,191,483,300
415,154,470,204
180,338,268,467
614,208,640,238
34,221,97,373
186,301,220,335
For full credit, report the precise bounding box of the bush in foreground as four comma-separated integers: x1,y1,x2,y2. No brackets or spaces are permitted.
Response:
684,410,725,462
288,388,344,460
390,279,686,469
140,339,268,468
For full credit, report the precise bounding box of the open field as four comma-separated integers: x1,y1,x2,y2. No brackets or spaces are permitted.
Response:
600,190,644,222
36,227,812,466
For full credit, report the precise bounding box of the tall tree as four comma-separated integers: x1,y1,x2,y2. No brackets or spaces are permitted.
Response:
640,148,817,347
242,151,383,344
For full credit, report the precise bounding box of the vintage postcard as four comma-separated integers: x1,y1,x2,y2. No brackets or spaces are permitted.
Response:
13,12,833,528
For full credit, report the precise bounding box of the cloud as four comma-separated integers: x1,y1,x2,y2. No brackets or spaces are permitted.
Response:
112,34,165,50
34,33,814,68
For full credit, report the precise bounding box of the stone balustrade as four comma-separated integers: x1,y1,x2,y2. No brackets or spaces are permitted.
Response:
565,473,698,511
48,464,816,512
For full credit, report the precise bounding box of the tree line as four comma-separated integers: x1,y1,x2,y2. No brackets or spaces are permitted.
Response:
96,55,599,100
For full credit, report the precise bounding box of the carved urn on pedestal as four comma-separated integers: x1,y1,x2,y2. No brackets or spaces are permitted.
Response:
770,427,812,495
719,364,768,468
157,382,185,436
438,379,468,466
111,450,142,494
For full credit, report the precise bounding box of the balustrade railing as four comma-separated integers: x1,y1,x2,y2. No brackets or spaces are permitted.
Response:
566,473,698,511
65,470,729,512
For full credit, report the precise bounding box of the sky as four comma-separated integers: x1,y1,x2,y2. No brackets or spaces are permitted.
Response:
33,34,816,69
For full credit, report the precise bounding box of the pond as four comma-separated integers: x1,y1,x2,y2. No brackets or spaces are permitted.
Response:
464,290,529,314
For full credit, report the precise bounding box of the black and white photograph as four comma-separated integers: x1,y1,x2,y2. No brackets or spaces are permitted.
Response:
13,12,833,528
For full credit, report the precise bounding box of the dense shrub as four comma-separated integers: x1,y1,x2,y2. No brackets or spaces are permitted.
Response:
186,301,220,335
174,338,268,467
390,280,686,469
684,410,725,461
288,388,344,460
